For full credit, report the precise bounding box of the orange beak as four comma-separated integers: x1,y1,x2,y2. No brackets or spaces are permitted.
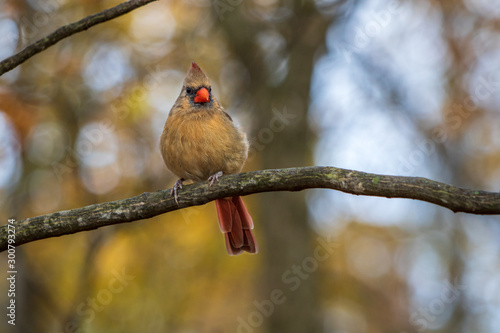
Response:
194,87,210,103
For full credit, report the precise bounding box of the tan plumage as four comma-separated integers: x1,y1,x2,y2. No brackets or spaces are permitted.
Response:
160,62,258,255
161,62,248,181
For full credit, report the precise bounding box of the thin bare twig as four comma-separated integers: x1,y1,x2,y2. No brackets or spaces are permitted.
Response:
0,0,157,76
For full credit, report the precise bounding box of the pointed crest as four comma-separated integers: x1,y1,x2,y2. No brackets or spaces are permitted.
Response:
184,61,211,87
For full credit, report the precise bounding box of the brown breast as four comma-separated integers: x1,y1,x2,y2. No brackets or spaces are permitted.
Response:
160,109,248,182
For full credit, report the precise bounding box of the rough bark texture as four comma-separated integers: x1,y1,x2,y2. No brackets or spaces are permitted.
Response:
2,166,499,252
0,0,157,76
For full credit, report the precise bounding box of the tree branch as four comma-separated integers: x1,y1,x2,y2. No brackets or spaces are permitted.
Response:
2,166,499,252
0,0,157,76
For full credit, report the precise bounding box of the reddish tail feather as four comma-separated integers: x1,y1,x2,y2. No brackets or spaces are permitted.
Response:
215,197,258,255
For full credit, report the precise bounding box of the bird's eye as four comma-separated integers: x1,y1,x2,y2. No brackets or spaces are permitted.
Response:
186,87,193,94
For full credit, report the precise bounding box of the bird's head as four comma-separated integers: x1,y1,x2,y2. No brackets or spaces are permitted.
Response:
181,61,212,106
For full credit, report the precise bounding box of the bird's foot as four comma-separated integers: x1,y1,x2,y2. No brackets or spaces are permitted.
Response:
208,171,223,186
170,178,184,204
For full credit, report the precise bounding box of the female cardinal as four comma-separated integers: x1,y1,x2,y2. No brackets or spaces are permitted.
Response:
160,62,258,255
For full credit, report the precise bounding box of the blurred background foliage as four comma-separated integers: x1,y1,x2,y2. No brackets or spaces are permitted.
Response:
0,0,500,332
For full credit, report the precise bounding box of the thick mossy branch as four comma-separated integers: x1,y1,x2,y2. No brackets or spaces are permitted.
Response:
0,0,157,76
2,166,499,252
